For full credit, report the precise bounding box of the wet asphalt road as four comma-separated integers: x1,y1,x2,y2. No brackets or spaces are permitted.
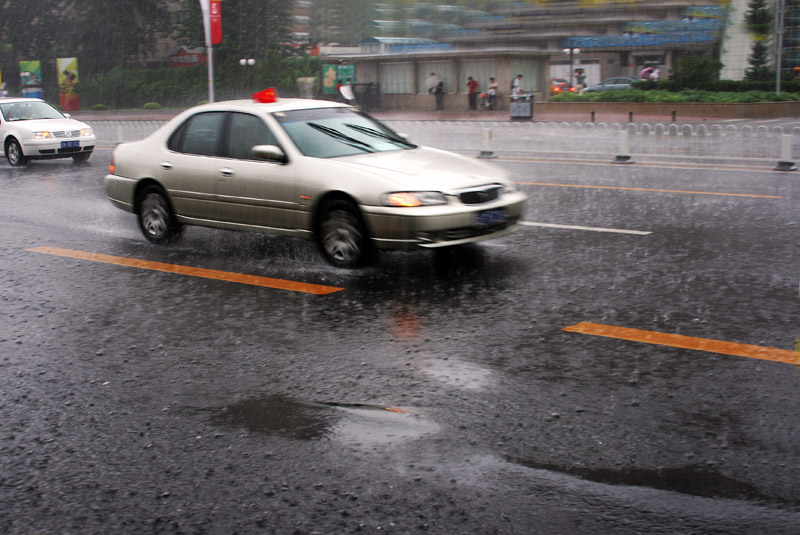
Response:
0,146,798,534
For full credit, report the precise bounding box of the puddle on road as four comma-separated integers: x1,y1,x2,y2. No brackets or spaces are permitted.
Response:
421,357,495,391
209,395,334,440
208,395,437,446
333,407,439,447
505,456,775,503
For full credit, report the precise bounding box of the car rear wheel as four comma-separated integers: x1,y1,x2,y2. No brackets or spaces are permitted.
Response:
6,139,27,167
318,199,371,268
72,152,91,164
137,186,182,243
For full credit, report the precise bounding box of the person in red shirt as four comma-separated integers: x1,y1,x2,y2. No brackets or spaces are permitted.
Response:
467,76,479,110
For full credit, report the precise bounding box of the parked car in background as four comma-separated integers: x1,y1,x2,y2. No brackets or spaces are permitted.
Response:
582,77,637,93
0,97,95,166
104,90,528,268
550,78,575,95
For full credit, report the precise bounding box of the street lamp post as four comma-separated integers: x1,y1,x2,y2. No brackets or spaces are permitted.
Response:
776,0,786,93
563,47,580,88
239,58,256,96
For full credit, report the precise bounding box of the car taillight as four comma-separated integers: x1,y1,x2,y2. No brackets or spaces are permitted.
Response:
109,154,115,174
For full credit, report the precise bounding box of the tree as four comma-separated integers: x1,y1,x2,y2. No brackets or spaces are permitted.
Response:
0,0,170,82
176,0,293,60
668,54,723,88
745,41,774,81
745,0,772,37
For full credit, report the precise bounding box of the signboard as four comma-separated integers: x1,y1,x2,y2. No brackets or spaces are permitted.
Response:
322,64,355,95
168,47,208,68
210,0,222,44
20,60,43,99
57,57,80,111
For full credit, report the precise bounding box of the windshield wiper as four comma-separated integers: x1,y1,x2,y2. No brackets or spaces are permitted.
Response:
344,123,416,148
307,122,375,153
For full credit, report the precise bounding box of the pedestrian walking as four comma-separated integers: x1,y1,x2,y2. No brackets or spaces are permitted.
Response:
426,72,443,110
487,77,498,110
433,80,444,111
467,76,479,110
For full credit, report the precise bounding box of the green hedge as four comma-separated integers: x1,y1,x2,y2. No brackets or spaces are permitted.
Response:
553,89,800,103
643,79,800,93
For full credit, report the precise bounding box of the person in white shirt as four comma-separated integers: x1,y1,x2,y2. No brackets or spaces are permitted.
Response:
511,74,523,98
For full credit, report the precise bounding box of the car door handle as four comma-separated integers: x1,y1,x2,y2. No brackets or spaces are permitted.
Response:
219,168,235,177
160,162,172,170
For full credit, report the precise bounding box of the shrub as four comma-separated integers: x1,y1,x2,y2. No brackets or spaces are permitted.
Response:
142,102,163,110
669,54,723,88
550,89,800,104
90,104,109,111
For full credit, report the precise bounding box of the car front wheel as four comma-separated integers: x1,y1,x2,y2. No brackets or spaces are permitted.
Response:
137,186,182,243
6,139,27,167
318,199,371,268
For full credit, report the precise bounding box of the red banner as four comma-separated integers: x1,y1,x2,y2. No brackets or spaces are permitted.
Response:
210,1,222,45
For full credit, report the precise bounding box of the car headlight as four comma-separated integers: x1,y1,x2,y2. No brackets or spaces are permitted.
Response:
80,128,93,137
33,131,52,140
381,191,448,207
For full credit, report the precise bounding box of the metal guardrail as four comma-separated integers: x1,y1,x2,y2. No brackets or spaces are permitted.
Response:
386,121,799,166
87,119,798,168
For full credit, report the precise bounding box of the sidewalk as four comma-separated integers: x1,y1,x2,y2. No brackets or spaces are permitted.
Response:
71,106,719,124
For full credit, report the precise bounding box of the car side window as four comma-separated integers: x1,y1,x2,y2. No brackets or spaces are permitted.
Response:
226,112,278,160
175,112,226,157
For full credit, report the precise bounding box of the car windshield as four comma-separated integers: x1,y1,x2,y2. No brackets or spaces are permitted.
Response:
273,107,415,158
0,101,64,122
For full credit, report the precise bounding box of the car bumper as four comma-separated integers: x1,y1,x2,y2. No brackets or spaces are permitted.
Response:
103,174,136,211
21,136,96,157
361,191,528,250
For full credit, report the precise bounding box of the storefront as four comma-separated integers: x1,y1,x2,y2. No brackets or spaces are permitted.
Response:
324,46,551,111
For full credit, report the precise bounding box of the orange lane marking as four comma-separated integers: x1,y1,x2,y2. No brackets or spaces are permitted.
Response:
564,322,798,365
29,246,344,295
518,182,783,199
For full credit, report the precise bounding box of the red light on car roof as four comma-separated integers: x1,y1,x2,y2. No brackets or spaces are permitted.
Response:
252,88,278,103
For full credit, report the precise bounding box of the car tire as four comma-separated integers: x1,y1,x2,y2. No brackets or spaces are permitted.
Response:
318,199,371,268
6,138,27,167
72,151,91,164
137,186,182,244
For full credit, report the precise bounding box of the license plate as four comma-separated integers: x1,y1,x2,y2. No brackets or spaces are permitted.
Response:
474,207,508,227
61,140,80,149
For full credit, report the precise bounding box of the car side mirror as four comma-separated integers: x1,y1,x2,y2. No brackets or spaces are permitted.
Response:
252,144,287,163
64,113,71,118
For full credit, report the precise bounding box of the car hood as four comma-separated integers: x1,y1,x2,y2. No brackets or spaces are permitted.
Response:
12,118,90,132
327,146,510,191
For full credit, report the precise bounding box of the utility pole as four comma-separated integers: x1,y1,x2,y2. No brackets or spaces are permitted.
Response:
776,0,786,93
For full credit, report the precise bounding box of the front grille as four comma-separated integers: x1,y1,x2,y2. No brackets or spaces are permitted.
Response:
53,130,80,138
457,185,502,205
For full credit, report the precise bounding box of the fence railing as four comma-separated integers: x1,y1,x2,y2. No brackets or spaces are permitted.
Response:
88,120,798,167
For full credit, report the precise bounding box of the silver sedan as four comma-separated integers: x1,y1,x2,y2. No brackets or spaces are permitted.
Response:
104,95,527,267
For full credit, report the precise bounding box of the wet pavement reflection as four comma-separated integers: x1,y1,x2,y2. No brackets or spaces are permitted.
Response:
208,395,438,447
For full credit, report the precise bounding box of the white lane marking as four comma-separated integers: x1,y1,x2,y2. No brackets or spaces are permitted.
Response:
520,221,652,235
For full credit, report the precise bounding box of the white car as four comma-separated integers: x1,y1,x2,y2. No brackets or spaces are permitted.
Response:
104,91,527,267
0,97,95,166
